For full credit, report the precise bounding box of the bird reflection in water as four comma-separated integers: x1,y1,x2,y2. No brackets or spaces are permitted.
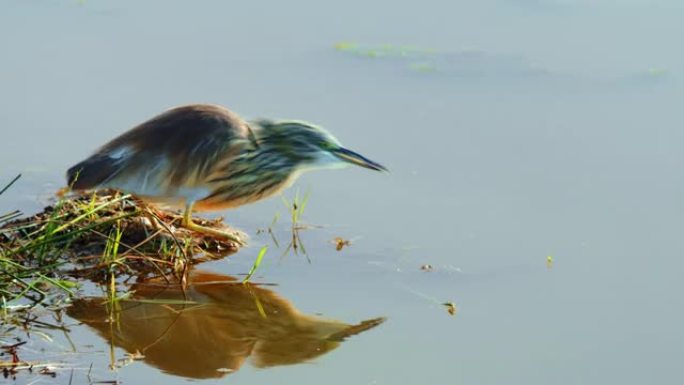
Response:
67,270,385,379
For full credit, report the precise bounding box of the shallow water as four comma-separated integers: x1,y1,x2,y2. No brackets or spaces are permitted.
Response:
2,0,684,384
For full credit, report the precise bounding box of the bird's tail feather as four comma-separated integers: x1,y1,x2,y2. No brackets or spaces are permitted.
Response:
66,154,123,191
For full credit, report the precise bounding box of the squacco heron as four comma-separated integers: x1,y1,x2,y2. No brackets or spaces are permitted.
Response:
66,104,387,245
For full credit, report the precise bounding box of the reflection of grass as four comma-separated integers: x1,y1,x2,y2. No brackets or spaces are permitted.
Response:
1,191,133,303
0,175,129,304
258,189,317,262
281,189,311,262
282,189,310,229
256,212,280,248
0,175,79,378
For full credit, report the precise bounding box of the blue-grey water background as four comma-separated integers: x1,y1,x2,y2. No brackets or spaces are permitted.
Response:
1,0,683,384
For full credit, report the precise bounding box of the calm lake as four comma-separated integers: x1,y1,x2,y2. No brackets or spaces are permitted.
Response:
2,0,683,384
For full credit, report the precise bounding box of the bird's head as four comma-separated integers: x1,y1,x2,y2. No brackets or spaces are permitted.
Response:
250,120,388,172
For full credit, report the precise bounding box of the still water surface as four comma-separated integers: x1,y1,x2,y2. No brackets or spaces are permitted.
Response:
2,0,683,383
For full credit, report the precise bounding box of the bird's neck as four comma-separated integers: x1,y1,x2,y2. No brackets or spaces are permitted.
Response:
248,144,303,173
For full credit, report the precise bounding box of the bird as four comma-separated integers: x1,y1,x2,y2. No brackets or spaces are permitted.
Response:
66,104,387,245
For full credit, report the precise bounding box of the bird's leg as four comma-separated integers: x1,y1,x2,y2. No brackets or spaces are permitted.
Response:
181,202,245,246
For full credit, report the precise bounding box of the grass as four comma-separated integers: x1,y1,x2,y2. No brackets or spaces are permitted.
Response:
242,246,268,284
0,178,238,307
280,189,312,261
257,188,315,262
281,188,310,227
1,190,240,285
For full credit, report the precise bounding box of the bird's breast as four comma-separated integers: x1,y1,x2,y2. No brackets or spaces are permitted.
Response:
193,172,296,212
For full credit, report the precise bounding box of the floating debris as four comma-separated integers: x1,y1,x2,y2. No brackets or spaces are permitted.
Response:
420,264,433,272
333,41,356,52
333,237,351,251
408,62,437,73
111,350,146,370
442,302,457,316
38,366,57,377
126,351,145,361
0,341,66,380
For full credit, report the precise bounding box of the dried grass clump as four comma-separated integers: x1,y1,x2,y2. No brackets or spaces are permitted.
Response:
1,191,240,288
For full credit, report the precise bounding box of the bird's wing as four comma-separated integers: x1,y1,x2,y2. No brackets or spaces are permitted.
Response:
67,105,252,197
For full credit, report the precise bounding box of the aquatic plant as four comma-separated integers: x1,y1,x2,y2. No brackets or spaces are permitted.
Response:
281,189,312,261
242,246,268,283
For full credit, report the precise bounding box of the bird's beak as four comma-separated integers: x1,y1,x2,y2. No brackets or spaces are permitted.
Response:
332,148,388,172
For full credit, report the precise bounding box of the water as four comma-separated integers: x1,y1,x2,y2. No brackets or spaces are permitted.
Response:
2,0,683,383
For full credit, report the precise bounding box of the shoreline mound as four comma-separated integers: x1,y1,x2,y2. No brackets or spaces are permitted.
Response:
0,191,241,283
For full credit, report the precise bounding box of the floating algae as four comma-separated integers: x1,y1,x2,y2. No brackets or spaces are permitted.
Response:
334,41,549,78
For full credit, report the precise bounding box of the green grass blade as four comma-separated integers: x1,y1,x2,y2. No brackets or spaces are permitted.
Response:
297,189,311,222
242,246,268,283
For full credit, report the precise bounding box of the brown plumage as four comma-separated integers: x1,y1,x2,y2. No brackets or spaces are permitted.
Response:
67,104,253,206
